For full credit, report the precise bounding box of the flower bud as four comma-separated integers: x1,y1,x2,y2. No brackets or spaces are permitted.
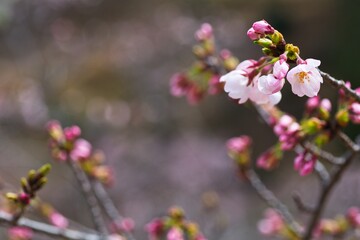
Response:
226,136,252,167
301,117,325,135
252,20,275,35
336,109,349,127
247,27,260,41
255,38,273,48
270,31,284,45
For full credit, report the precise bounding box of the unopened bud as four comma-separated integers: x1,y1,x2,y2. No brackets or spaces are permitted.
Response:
21,178,31,194
262,47,272,56
38,164,51,176
301,117,325,135
270,31,284,45
255,38,273,48
5,192,18,201
336,109,349,127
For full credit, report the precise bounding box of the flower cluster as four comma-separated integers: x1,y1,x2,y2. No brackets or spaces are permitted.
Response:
221,20,323,105
336,82,360,126
5,164,51,209
8,227,33,240
226,136,252,175
146,206,206,240
170,23,239,104
273,115,302,151
47,120,113,185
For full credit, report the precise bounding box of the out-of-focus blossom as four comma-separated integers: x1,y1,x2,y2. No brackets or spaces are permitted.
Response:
64,125,81,141
286,58,323,97
146,218,164,240
49,212,69,229
167,227,184,240
349,102,360,124
108,234,125,240
70,139,92,161
91,165,114,185
347,207,360,227
194,23,213,41
170,73,192,97
256,146,282,170
257,209,284,236
294,152,317,176
8,227,33,240
273,115,301,150
306,96,320,113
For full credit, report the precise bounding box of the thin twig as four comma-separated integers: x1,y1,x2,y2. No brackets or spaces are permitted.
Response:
244,169,302,236
0,211,101,240
92,180,136,240
301,141,344,165
292,193,314,214
303,151,358,239
68,161,108,237
319,70,360,102
337,131,360,152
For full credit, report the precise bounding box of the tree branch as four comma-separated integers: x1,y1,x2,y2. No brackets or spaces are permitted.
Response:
68,161,108,237
244,169,302,236
92,180,136,240
0,211,101,240
303,150,358,239
319,70,360,102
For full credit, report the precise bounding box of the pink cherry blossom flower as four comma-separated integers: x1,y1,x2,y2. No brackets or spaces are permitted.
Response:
70,138,92,161
286,58,323,97
49,212,69,229
8,227,33,240
167,228,184,240
252,20,275,35
220,60,282,105
258,74,285,94
257,209,284,236
273,60,289,80
294,152,317,176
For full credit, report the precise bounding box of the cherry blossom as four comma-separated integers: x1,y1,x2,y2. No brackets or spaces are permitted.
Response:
286,58,323,97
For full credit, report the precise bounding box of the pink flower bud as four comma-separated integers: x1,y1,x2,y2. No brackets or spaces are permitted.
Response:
146,218,164,238
247,27,260,40
320,99,332,112
226,136,252,154
170,73,191,97
70,139,92,161
64,125,81,141
252,20,275,35
120,218,135,232
49,212,69,229
256,148,280,170
294,152,316,176
195,23,213,41
306,96,320,113
8,227,33,240
273,60,289,80
219,49,232,60
19,192,31,205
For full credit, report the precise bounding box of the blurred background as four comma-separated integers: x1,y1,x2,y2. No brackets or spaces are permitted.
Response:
0,0,359,239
